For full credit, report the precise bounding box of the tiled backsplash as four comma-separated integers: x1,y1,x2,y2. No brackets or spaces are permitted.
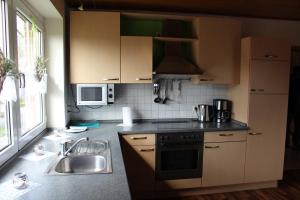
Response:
69,81,228,120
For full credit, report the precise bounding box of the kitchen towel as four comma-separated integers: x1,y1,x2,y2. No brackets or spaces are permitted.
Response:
120,107,133,127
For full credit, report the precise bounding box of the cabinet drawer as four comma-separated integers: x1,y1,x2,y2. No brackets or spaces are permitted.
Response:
122,134,155,146
251,37,290,61
204,131,247,143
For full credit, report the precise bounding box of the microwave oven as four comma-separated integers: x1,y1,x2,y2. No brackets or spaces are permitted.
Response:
76,84,114,106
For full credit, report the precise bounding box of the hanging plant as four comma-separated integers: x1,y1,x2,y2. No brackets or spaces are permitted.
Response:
0,50,17,94
35,57,48,82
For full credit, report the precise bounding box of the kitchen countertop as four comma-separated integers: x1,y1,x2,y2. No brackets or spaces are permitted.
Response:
0,119,247,200
116,119,248,134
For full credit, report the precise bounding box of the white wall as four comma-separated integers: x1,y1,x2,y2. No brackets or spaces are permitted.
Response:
45,18,67,128
240,17,300,46
70,83,228,120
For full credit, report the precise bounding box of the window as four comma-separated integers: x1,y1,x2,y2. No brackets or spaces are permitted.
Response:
0,101,10,151
0,0,46,166
0,0,9,151
16,11,43,136
0,0,18,166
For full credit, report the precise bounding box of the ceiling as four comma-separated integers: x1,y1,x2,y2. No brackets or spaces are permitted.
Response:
65,0,300,20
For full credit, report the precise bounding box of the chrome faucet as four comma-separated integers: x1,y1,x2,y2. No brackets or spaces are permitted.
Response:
62,137,89,156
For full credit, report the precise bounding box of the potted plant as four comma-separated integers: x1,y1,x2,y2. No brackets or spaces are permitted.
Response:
0,50,17,94
35,56,48,82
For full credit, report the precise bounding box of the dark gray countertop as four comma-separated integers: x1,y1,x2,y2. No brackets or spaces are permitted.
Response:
0,126,131,200
116,119,248,134
0,119,247,200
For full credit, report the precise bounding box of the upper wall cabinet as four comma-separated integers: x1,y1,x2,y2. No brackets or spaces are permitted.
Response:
70,11,121,84
191,17,241,85
250,37,290,61
121,36,153,83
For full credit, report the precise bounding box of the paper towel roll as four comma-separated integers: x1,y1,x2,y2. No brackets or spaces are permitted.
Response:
122,107,133,126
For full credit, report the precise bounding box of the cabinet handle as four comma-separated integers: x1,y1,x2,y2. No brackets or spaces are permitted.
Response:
264,54,278,59
130,136,147,140
103,78,119,81
136,78,152,81
258,89,265,92
199,78,214,82
248,132,263,136
250,89,256,92
205,145,220,149
19,73,25,88
219,133,234,137
139,148,154,152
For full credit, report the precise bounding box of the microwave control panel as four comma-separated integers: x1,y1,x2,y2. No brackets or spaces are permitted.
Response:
107,84,114,104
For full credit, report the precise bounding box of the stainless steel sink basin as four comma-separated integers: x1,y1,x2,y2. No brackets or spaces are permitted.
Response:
47,140,112,175
55,155,107,174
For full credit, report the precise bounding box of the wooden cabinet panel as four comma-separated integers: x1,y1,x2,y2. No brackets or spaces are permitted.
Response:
156,178,202,190
121,143,155,193
192,17,241,84
249,60,290,94
70,11,120,83
122,134,155,146
202,142,246,187
251,37,290,61
245,94,288,183
204,131,247,143
121,36,153,83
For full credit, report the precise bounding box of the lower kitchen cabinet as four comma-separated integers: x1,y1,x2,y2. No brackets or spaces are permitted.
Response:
202,141,246,187
121,136,156,195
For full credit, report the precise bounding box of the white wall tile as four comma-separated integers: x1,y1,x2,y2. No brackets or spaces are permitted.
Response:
69,81,228,120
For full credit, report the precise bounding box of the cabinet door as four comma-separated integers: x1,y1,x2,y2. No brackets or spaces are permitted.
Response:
192,17,241,84
121,142,155,193
121,36,153,83
249,60,290,94
70,11,120,83
202,142,246,187
251,37,290,61
245,94,288,183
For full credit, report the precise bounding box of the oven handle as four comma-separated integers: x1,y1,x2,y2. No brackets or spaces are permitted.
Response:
205,145,220,149
130,136,147,140
139,148,155,152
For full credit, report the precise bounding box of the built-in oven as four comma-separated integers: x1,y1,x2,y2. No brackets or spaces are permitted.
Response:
155,132,204,180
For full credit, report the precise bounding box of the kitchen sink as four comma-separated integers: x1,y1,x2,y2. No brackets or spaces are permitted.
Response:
47,140,112,175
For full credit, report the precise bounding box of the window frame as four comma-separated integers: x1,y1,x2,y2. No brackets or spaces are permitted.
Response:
14,0,46,149
0,0,18,166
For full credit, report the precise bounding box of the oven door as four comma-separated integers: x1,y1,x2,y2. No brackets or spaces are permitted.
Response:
76,84,107,105
156,144,203,180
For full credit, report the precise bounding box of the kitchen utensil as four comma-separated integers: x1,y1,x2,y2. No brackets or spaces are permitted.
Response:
154,96,162,103
162,80,169,104
13,172,28,189
198,104,213,122
153,82,160,95
33,144,45,156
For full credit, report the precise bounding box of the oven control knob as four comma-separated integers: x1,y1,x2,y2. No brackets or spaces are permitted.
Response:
108,94,113,98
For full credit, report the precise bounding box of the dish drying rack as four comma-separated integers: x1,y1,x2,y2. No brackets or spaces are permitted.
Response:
71,140,108,155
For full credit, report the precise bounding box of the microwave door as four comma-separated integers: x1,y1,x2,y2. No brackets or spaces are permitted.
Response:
77,84,107,105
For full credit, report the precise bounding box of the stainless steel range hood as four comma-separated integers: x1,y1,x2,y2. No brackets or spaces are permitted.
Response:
154,42,203,75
